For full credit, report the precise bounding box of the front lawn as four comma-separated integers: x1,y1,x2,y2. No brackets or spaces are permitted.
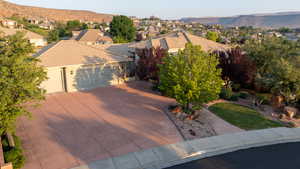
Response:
208,103,284,130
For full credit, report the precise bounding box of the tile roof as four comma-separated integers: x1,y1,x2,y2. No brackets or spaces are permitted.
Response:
0,27,44,39
36,40,132,67
133,31,230,52
76,29,113,43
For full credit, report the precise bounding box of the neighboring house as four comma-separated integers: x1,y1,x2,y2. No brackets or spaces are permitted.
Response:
39,23,54,30
0,19,17,28
71,31,81,39
76,29,113,45
0,27,47,47
131,31,229,54
36,40,134,94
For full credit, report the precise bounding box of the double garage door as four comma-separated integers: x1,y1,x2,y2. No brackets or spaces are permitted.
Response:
42,63,130,94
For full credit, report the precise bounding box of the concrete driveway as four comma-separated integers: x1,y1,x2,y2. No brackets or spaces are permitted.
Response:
17,81,183,169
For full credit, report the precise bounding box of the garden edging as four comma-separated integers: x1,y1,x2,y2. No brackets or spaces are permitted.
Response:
71,127,300,169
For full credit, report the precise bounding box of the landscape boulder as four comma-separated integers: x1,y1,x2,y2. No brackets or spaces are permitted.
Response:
284,106,298,119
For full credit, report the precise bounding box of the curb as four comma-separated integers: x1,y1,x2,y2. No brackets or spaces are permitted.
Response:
71,127,300,169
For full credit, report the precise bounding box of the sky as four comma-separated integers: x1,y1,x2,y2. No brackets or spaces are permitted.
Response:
6,0,300,19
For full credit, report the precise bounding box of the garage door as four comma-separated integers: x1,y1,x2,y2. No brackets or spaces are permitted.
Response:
41,68,65,94
74,65,122,91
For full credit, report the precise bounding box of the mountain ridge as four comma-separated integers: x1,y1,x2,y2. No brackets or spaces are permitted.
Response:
0,0,113,22
181,12,300,28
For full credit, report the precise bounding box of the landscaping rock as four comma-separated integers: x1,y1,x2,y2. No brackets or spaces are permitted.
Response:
279,113,287,120
284,106,298,119
271,95,284,109
171,106,182,114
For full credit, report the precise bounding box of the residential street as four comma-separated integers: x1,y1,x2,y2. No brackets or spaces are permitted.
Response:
166,142,300,169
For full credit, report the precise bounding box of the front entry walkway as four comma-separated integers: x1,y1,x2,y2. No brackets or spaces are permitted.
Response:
17,81,183,169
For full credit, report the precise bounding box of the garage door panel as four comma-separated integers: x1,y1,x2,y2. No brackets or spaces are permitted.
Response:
74,65,121,91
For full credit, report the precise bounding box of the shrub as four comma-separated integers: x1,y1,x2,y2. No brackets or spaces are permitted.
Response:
256,93,271,105
220,87,233,100
232,83,241,92
217,47,256,88
1,135,25,169
136,47,167,81
239,91,250,99
230,94,240,101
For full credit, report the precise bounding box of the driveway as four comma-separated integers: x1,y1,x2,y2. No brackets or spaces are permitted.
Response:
17,81,183,169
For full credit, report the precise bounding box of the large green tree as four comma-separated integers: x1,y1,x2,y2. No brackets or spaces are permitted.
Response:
110,15,136,43
158,43,223,112
0,32,47,135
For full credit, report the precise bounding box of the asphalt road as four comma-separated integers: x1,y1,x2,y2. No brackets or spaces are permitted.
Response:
166,142,300,169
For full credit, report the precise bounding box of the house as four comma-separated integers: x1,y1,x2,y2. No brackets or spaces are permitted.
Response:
131,31,229,54
0,19,17,28
36,40,134,94
39,23,54,30
0,27,47,47
76,29,113,45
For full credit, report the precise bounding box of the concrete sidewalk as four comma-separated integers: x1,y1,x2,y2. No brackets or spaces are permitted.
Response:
71,127,300,169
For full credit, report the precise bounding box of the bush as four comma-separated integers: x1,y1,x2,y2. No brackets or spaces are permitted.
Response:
232,83,241,92
220,87,233,100
256,93,271,105
230,94,239,101
239,91,250,99
2,135,25,169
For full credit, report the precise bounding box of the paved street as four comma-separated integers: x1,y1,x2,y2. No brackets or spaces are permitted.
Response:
167,142,300,169
16,81,183,169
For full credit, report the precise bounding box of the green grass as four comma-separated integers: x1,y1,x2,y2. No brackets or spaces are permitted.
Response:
209,103,284,130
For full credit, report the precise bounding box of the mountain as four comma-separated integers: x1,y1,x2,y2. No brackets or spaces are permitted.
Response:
181,12,300,28
0,0,113,22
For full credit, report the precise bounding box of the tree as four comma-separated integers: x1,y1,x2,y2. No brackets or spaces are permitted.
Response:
136,47,167,81
47,30,59,43
206,31,219,42
158,43,223,112
243,37,300,103
0,32,47,135
217,47,256,88
66,20,82,31
110,15,136,43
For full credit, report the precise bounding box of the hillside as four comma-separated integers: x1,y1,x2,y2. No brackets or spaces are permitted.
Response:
0,0,113,22
181,12,300,28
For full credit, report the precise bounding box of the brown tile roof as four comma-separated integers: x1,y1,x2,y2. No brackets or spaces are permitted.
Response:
76,29,112,43
0,27,44,39
132,31,230,52
36,40,132,67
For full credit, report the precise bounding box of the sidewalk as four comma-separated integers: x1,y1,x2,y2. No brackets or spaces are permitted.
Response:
71,127,300,169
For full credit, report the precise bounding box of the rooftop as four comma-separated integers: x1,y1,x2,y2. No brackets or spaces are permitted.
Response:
36,40,132,67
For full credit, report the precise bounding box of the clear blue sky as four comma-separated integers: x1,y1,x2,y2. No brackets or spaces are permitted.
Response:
6,0,300,19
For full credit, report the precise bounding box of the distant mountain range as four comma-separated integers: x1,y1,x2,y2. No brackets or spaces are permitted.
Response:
181,12,300,28
0,0,113,22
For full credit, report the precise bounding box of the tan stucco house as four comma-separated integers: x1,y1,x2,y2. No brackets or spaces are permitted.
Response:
0,27,47,47
36,40,134,94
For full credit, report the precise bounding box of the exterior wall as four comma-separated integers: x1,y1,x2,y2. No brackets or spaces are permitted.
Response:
41,67,65,94
30,39,47,47
42,61,135,94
